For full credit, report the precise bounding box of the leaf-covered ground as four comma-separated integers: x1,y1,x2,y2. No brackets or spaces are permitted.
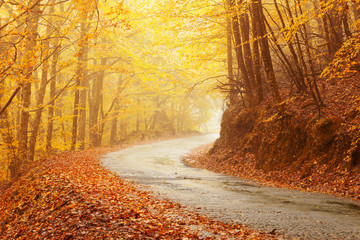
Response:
0,146,281,239
185,144,360,201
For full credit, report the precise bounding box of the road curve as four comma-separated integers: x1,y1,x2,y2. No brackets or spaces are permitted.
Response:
102,134,360,240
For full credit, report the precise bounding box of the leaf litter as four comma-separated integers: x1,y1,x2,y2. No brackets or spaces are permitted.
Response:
0,146,282,239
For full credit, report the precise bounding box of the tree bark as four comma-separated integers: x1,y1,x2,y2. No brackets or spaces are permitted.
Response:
89,57,106,147
17,0,41,171
0,103,18,179
136,97,140,132
109,99,119,144
225,0,236,104
250,1,263,103
231,0,255,106
78,29,89,150
28,4,54,161
253,0,282,104
239,13,256,96
353,2,360,20
71,18,89,151
323,0,344,58
46,41,59,152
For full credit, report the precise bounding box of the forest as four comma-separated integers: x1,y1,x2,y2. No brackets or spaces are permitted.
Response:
200,0,360,200
0,0,222,181
0,0,359,238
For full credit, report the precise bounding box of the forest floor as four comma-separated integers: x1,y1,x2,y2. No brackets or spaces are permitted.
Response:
185,143,360,202
0,145,282,239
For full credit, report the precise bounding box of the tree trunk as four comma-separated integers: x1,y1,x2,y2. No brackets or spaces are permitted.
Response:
225,0,236,104
342,6,351,39
253,0,282,104
353,2,360,20
250,2,263,103
46,1,62,152
322,14,332,60
17,0,41,173
109,99,119,144
28,4,54,161
323,0,344,58
120,118,127,139
71,79,80,150
231,0,254,106
239,13,256,96
78,30,89,150
263,15,299,93
71,18,89,151
0,106,18,179
46,41,59,152
136,97,140,132
89,58,106,147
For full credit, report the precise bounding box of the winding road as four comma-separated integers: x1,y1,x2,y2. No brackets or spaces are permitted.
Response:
102,134,360,239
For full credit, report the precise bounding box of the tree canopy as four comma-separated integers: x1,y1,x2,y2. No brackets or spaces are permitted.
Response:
1,0,359,180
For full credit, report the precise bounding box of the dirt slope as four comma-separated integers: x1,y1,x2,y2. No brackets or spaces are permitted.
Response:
186,76,360,201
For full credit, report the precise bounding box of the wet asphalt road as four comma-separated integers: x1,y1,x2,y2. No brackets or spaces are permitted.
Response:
102,134,360,239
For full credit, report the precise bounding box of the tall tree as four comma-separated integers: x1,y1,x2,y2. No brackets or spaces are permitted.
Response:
239,12,256,99
89,58,106,147
46,35,60,152
28,4,55,161
322,0,345,58
250,1,263,103
78,17,90,150
252,0,281,104
225,0,236,104
272,0,307,92
16,0,42,176
230,0,255,106
71,16,89,151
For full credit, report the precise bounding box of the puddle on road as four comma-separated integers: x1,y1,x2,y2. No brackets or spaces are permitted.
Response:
324,201,360,214
219,179,360,217
154,157,175,166
222,180,259,188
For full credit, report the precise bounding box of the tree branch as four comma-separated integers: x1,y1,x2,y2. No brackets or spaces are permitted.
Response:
0,86,21,116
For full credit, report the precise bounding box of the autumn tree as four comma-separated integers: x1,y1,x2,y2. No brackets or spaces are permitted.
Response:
0,0,233,181
12,0,42,177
